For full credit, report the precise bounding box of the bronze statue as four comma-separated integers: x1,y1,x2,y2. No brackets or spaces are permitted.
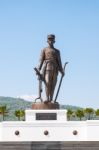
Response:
34,34,68,103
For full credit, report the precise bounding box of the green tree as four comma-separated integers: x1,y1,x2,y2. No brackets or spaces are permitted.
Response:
0,105,8,121
95,109,99,119
67,109,73,120
75,109,84,120
15,110,25,121
84,108,94,120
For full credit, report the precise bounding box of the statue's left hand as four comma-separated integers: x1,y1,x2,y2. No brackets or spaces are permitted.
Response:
61,69,65,77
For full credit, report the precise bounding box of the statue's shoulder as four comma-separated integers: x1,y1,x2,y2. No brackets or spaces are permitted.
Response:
54,48,60,54
40,48,47,54
42,47,48,52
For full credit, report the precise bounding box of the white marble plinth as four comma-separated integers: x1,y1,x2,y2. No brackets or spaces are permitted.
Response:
25,109,67,121
1,121,87,141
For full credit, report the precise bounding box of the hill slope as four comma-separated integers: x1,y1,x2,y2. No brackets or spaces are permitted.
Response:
0,96,32,121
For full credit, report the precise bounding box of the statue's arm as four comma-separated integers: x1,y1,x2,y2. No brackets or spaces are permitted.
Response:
38,49,45,70
57,50,64,75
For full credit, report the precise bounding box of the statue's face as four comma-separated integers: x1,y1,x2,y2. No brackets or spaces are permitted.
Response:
47,38,55,46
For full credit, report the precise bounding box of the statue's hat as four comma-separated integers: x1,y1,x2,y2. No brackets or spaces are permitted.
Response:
47,34,55,39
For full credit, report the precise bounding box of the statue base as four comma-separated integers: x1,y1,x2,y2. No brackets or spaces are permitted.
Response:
32,102,59,109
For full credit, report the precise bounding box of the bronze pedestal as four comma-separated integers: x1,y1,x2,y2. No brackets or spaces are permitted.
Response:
32,102,59,110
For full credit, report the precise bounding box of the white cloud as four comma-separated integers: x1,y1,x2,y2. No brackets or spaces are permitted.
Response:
17,94,38,102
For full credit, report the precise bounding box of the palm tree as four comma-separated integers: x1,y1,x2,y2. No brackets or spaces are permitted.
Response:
0,105,8,121
84,108,94,120
67,109,73,120
95,109,99,119
0,106,2,121
15,110,25,121
75,109,84,120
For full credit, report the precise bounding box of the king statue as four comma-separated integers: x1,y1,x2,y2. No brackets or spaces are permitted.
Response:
35,34,65,103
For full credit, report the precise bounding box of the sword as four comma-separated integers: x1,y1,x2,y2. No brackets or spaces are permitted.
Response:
54,62,68,102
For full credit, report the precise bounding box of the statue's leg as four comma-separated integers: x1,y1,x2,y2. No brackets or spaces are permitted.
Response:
50,71,57,101
45,71,51,101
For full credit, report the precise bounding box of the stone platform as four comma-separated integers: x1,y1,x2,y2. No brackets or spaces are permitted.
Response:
0,142,99,150
1,110,99,141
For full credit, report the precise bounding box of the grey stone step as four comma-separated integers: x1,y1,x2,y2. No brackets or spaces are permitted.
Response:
0,142,99,150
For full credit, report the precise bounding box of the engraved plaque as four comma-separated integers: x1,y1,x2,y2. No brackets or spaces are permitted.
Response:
36,113,57,120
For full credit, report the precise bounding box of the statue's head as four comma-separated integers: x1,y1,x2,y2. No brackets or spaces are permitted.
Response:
47,34,55,45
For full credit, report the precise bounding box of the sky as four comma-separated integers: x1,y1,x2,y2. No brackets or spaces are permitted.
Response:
0,0,99,108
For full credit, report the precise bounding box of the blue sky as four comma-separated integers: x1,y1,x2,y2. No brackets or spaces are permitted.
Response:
0,0,99,108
